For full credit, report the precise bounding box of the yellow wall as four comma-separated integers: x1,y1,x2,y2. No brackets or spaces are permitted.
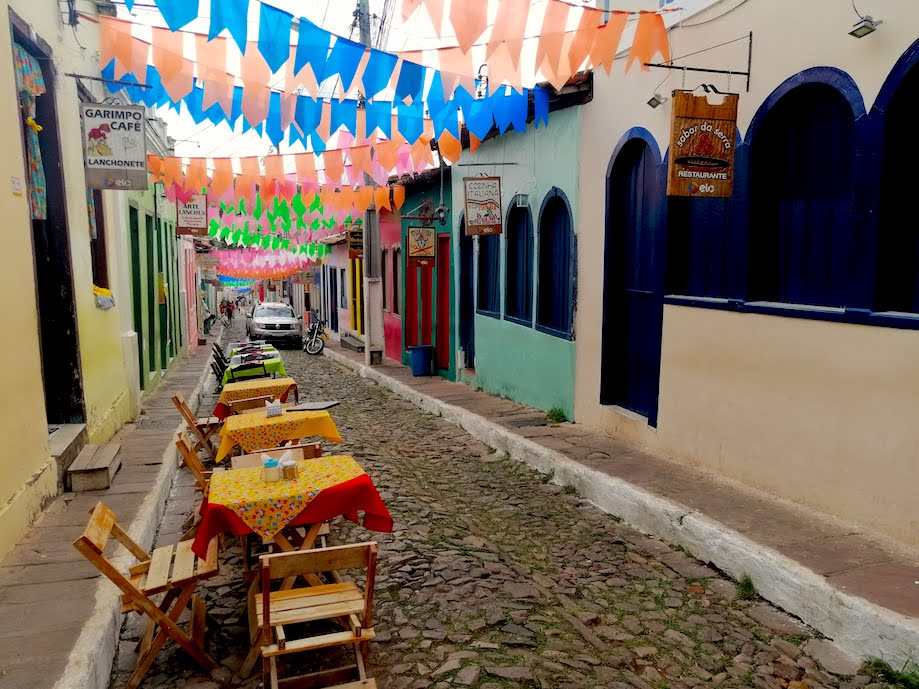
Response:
575,0,919,548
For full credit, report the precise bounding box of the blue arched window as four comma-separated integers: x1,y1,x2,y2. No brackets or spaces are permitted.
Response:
505,203,533,324
537,190,574,336
748,83,856,307
477,233,500,316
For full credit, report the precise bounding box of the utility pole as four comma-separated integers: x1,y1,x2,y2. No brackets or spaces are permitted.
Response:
357,0,384,366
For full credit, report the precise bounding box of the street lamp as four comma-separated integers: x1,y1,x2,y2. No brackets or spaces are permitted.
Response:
647,92,667,109
849,15,882,37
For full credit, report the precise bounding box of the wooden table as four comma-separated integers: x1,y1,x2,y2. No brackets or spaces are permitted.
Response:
213,377,299,420
214,408,342,462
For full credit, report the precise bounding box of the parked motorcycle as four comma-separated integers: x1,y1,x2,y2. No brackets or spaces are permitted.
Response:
303,318,327,355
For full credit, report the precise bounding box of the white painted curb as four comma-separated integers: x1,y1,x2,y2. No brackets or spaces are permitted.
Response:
324,348,919,665
54,332,221,689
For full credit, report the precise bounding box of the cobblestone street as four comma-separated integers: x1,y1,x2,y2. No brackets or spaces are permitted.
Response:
111,321,872,689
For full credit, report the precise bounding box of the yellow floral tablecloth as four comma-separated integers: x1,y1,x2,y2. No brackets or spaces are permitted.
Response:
216,377,298,408
215,408,343,462
207,456,365,538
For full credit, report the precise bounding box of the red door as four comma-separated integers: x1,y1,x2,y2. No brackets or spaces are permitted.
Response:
435,234,451,371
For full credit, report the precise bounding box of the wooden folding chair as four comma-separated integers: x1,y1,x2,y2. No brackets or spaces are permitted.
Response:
230,442,323,470
226,361,270,383
226,394,275,415
175,432,225,540
73,503,220,689
210,362,225,392
172,393,221,461
243,543,378,687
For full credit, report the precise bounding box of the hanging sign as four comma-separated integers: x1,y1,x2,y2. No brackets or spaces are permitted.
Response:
667,90,739,198
197,254,219,268
348,219,364,260
408,226,436,268
80,103,148,190
463,177,502,235
177,194,208,235
203,268,217,281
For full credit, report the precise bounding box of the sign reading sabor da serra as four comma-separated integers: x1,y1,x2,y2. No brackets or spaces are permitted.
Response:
463,176,502,235
667,90,739,198
80,103,148,190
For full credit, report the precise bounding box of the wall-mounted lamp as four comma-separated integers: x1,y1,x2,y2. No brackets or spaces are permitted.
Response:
849,15,882,37
515,193,529,208
647,92,668,109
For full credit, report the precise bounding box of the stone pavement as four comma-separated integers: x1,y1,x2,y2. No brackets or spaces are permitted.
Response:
0,337,215,689
108,323,885,689
323,344,919,664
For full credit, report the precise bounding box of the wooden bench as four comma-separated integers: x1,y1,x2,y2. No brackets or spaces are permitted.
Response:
68,443,122,491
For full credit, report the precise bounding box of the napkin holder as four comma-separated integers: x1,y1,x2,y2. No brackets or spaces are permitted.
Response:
265,399,283,417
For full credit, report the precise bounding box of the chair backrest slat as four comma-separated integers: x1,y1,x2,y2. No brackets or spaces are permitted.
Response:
80,501,116,554
263,543,375,581
172,394,197,427
175,432,209,492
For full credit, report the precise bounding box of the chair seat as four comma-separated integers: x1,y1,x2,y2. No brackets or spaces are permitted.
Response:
262,626,376,657
123,539,219,611
257,581,365,628
197,416,220,426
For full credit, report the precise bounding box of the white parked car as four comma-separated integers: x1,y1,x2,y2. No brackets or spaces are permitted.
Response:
245,302,302,348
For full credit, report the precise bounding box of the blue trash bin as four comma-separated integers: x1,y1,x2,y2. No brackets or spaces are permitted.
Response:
407,345,434,376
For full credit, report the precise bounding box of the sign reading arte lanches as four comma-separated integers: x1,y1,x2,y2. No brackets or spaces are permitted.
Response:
667,90,739,198
463,176,502,235
80,103,148,190
178,194,208,235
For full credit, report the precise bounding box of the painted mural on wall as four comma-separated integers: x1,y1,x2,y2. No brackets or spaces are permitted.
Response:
407,226,436,267
667,90,738,198
463,177,502,235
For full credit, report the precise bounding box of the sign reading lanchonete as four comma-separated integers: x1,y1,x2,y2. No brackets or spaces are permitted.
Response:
463,177,502,235
80,103,148,190
178,194,208,235
667,90,738,198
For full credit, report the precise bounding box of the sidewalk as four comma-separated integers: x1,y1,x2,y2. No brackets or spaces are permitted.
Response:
324,343,919,665
0,338,215,689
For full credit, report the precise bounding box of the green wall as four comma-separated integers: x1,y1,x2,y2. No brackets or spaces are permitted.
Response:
474,315,576,418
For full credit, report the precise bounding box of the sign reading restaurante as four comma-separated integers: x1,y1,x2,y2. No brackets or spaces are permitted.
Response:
80,103,148,190
667,90,739,198
463,177,502,235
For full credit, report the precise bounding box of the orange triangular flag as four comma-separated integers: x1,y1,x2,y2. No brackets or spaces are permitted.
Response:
422,0,444,37
147,154,164,182
101,17,133,79
437,131,462,164
450,0,487,53
568,7,602,74
241,44,271,127
322,150,344,188
374,186,391,211
411,139,433,171
163,157,183,188
536,0,569,80
294,153,317,184
185,158,208,193
485,0,529,67
349,146,373,178
197,36,233,117
337,186,355,211
392,185,406,210
438,46,477,79
237,157,261,201
152,28,193,102
209,158,234,198
468,133,482,153
264,155,285,185
355,187,373,214
627,12,670,72
590,12,628,74
402,0,422,21
545,33,575,92
131,36,150,82
374,139,401,172
488,45,523,93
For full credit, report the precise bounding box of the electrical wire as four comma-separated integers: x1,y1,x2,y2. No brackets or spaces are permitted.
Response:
679,0,751,27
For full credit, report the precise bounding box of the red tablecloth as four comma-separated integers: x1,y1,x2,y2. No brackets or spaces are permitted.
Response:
191,474,393,558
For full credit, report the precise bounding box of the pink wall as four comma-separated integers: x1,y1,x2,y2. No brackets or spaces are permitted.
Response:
180,242,200,350
380,209,402,362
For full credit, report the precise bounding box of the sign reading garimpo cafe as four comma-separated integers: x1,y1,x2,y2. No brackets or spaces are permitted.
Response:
80,103,148,190
463,177,502,235
667,90,739,198
177,194,208,236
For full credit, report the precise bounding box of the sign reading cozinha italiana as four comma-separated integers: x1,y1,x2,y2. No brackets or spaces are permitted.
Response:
80,103,148,190
667,90,739,198
463,177,502,235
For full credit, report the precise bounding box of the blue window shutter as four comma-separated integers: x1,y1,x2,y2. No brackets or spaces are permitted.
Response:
537,193,573,334
505,206,533,322
477,234,500,314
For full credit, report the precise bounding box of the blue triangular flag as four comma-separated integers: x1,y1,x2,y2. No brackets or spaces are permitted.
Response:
430,99,458,139
464,99,493,140
489,87,512,134
397,100,424,145
309,132,327,154
395,59,423,104
534,85,549,128
365,100,392,139
326,36,364,92
266,92,283,146
362,50,397,100
294,18,330,83
427,70,445,105
258,3,293,73
155,0,199,31
208,0,248,53
294,95,321,138
510,88,528,133
330,99,357,135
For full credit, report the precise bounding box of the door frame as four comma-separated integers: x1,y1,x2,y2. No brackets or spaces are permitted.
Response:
600,128,666,427
457,213,476,371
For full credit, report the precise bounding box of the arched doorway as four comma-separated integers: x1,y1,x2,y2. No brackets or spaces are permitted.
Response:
600,136,664,424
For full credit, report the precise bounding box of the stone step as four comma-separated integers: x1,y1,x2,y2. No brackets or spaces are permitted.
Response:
340,334,365,352
67,443,122,492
